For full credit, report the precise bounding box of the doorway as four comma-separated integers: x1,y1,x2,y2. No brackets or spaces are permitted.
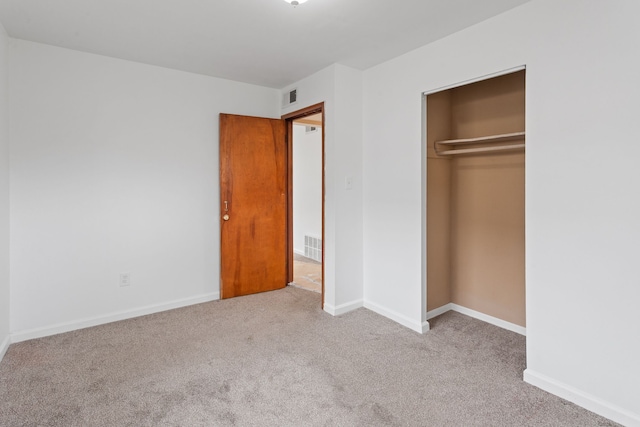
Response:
283,103,325,302
218,104,324,304
290,114,323,293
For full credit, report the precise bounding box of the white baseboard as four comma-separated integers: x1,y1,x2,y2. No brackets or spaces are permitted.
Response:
426,303,454,320
293,248,305,256
450,303,526,335
524,369,640,427
11,292,220,343
364,300,430,333
324,299,363,316
427,302,526,336
0,334,10,362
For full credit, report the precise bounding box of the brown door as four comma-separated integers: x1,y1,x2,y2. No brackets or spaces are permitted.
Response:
219,114,288,298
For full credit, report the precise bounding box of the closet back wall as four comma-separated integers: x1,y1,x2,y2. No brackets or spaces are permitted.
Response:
451,72,525,327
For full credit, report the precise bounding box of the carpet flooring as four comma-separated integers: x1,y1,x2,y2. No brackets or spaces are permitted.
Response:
0,287,619,426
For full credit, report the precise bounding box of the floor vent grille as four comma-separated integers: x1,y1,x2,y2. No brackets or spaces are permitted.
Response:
304,235,322,262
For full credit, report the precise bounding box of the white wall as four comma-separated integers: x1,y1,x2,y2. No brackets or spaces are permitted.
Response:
0,22,10,360
292,124,322,256
282,64,364,315
362,0,640,425
9,39,280,339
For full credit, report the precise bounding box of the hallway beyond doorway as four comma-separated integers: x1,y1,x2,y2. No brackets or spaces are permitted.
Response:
291,253,321,293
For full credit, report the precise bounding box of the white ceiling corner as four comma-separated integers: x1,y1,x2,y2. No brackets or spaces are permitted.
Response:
0,0,531,89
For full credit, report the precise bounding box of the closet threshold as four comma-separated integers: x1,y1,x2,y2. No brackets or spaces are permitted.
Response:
437,144,525,156
435,131,525,146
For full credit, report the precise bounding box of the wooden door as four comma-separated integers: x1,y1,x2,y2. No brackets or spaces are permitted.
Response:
219,114,288,298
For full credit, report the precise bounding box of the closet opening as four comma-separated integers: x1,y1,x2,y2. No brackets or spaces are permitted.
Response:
425,68,526,335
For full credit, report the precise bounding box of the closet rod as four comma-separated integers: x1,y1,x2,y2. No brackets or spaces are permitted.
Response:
437,144,525,156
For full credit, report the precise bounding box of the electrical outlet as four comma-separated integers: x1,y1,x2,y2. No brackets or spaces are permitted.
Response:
345,176,353,190
119,273,131,287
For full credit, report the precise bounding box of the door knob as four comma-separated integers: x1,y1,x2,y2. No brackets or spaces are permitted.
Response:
223,214,230,221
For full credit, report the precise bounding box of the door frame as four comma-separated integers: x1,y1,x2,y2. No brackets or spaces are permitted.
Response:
282,102,325,306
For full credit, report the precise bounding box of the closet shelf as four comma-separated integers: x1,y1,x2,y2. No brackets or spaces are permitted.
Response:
437,144,525,156
434,131,525,156
435,131,525,146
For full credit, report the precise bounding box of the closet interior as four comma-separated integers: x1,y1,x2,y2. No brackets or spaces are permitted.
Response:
426,69,526,328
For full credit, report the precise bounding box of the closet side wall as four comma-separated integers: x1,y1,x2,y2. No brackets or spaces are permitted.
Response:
426,91,452,311
449,71,525,327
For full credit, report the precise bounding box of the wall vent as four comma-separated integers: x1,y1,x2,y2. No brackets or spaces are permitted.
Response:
304,235,322,262
283,88,298,107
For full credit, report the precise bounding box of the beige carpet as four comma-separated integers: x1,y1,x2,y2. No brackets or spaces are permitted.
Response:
291,253,321,293
0,287,619,426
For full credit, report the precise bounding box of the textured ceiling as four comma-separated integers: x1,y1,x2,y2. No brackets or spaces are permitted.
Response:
0,0,531,88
